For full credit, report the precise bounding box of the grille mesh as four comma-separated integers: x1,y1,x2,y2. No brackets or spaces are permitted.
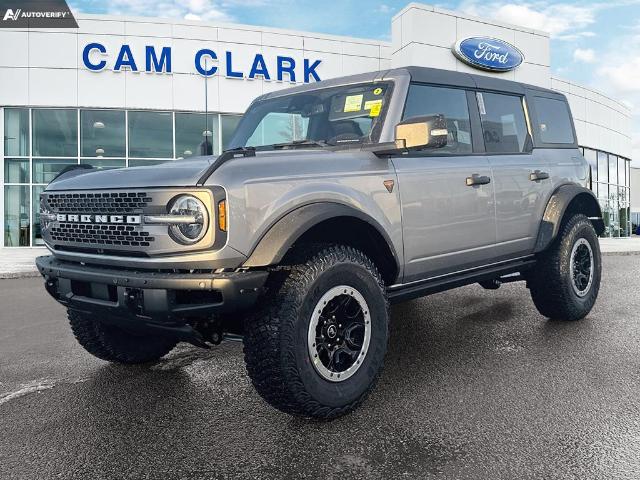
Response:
46,192,152,214
49,223,154,247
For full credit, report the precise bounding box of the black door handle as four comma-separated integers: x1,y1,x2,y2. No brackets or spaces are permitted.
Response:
530,170,550,182
466,174,491,186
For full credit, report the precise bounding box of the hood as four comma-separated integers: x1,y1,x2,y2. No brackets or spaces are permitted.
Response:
46,157,213,191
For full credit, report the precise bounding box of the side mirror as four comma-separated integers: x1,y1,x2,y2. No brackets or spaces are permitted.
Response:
395,114,448,150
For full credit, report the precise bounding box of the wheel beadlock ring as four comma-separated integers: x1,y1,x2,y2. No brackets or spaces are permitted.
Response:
307,285,371,382
569,237,594,298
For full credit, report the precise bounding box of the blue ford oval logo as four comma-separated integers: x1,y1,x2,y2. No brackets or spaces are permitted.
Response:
453,37,524,72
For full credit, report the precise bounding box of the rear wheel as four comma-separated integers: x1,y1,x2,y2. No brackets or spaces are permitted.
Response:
243,244,389,419
528,214,601,321
68,310,177,364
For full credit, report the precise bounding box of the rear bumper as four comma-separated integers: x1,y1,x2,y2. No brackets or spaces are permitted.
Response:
36,255,268,323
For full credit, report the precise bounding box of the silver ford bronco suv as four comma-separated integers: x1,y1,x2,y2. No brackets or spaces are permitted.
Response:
37,66,604,419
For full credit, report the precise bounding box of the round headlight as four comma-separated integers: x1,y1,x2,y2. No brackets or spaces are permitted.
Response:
168,195,209,245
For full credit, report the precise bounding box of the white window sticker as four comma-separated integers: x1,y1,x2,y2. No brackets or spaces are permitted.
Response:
344,94,364,112
476,92,486,115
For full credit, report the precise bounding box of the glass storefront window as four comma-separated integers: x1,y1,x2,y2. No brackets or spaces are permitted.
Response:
80,158,125,170
618,157,626,188
4,108,29,156
584,148,597,182
128,111,173,158
81,110,126,157
609,155,618,185
597,151,608,184
4,159,29,183
4,185,30,246
597,183,608,199
32,185,45,246
33,158,77,184
175,113,219,158
221,115,242,151
32,109,78,157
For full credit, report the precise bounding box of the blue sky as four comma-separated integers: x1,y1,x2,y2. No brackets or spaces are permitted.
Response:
69,0,640,160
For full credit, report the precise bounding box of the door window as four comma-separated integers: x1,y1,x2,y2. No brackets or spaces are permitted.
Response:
403,84,472,154
532,96,575,144
477,92,529,154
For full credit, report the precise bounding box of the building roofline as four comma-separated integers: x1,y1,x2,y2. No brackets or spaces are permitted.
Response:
72,12,392,48
392,2,550,38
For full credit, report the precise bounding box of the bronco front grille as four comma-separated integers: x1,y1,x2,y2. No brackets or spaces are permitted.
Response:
46,192,152,214
50,223,154,247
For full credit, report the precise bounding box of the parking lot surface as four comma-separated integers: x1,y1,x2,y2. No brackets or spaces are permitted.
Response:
1,256,639,479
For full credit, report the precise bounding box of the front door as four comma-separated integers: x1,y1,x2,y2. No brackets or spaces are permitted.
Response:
394,84,497,283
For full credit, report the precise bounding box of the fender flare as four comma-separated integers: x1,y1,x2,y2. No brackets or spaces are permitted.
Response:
534,184,604,253
242,202,400,273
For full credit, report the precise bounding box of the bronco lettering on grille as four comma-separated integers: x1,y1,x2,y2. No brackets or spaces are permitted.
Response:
55,214,142,224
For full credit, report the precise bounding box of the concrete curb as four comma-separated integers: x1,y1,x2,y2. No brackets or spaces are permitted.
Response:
0,271,41,280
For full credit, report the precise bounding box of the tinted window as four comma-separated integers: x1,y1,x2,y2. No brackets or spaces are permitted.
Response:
533,97,575,144
477,92,529,154
403,84,472,154
128,111,173,158
81,110,126,157
32,109,78,157
175,113,219,158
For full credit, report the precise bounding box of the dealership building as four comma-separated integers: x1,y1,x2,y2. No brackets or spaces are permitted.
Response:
0,2,634,248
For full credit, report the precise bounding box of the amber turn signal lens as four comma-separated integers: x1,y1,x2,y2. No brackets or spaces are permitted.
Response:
218,200,227,232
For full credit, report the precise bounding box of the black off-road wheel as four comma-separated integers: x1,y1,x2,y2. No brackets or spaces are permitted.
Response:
528,214,601,321
243,244,389,419
68,310,177,364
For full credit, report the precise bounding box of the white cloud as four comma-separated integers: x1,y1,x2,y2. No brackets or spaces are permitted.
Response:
599,56,640,94
573,48,596,63
459,1,597,38
376,4,393,14
104,0,233,22
594,30,640,164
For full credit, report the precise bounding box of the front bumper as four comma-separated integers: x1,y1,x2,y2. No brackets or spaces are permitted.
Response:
36,255,268,324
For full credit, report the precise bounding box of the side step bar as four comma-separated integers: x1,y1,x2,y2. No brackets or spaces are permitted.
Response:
387,257,536,304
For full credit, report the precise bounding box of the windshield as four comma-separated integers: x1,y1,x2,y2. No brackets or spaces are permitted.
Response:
227,82,392,150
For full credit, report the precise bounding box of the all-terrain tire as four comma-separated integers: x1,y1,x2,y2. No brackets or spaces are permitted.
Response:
68,310,177,364
529,214,601,321
243,244,389,419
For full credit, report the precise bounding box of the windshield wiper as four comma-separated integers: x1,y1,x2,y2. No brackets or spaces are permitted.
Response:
263,140,332,150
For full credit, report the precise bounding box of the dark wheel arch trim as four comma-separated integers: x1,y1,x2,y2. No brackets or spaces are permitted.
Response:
534,184,604,253
242,202,400,277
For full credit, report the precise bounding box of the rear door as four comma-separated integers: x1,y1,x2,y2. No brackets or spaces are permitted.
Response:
393,84,497,283
478,91,554,259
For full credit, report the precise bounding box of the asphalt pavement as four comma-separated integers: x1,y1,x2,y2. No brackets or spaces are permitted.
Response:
1,256,639,480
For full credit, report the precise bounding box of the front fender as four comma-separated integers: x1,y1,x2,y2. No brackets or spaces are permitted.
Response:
534,184,604,253
243,202,400,271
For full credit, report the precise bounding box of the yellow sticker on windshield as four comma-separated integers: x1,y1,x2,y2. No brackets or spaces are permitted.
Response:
344,94,364,112
373,87,383,95
366,99,383,117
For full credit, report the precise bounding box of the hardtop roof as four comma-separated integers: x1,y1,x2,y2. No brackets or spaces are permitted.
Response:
256,65,562,102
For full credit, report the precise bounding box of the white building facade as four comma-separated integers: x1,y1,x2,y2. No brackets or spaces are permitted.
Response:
0,2,634,247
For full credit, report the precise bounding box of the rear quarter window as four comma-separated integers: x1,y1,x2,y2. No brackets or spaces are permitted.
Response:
533,97,575,144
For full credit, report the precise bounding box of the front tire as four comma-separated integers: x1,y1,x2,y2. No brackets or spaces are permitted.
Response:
243,244,389,419
529,214,601,321
69,310,177,364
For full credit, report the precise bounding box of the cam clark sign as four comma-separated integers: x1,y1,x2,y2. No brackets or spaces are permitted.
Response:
82,42,323,84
